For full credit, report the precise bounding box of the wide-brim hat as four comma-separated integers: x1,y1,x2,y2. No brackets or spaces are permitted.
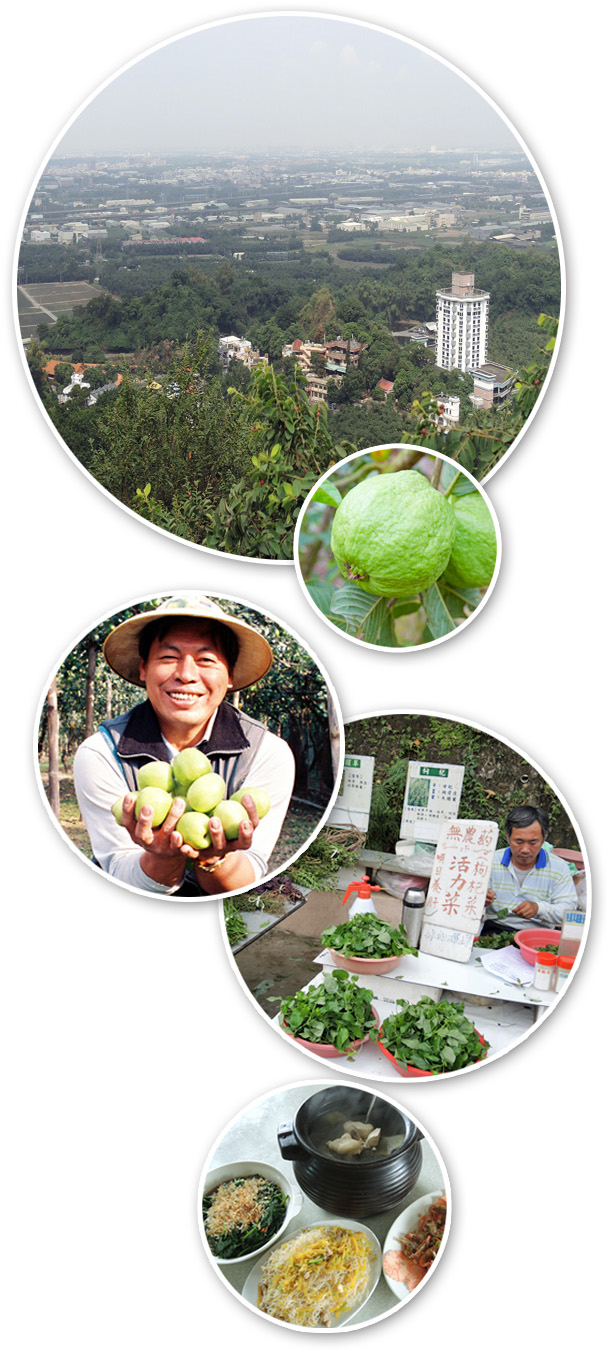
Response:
103,594,273,691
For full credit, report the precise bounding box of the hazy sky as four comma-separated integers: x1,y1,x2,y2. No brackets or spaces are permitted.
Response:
55,16,520,157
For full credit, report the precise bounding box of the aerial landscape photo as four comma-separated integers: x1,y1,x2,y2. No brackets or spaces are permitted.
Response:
17,14,562,560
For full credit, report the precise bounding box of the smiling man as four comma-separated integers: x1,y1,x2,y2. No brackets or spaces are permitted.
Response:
73,595,295,897
484,805,576,930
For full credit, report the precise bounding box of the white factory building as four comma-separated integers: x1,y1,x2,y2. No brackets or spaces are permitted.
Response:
435,271,490,372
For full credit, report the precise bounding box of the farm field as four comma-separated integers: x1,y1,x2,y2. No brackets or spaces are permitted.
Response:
17,280,102,339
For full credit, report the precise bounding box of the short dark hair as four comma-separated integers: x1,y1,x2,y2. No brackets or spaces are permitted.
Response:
138,616,239,672
505,805,549,839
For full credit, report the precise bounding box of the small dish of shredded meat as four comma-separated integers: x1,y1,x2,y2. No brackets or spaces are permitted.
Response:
382,1192,447,1300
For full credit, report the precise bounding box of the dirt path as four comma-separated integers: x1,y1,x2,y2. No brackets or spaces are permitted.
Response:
18,285,57,320
234,886,402,1016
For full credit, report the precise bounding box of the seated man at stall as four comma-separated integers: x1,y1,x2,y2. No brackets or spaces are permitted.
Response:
484,804,577,931
73,595,295,897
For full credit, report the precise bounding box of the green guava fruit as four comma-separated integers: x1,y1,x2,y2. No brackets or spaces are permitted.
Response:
186,772,226,814
137,760,174,793
441,493,497,589
133,786,173,827
111,797,126,827
330,470,456,597
230,786,271,819
172,747,212,790
177,811,211,849
213,799,249,840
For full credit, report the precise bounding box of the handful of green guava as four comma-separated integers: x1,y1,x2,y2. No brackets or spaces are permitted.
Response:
111,747,271,849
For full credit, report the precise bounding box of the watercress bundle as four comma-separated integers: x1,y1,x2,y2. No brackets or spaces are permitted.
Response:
278,970,377,1053
378,996,488,1073
322,912,419,960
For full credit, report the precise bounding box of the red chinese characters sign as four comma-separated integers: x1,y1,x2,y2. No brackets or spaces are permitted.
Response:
423,819,498,934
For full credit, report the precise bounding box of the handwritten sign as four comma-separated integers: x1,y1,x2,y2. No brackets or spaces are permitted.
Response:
420,818,498,962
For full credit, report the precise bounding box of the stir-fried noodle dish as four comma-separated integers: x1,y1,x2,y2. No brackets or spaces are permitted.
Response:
257,1224,375,1326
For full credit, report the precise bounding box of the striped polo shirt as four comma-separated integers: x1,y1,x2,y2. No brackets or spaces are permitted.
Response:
486,846,577,930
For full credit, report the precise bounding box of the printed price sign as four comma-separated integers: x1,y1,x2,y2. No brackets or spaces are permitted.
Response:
400,762,465,842
329,755,375,830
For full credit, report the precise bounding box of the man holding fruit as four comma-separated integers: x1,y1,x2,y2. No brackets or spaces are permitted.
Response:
73,595,295,897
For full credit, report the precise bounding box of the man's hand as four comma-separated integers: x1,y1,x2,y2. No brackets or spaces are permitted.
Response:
512,899,539,919
119,793,191,887
192,793,261,893
485,888,497,907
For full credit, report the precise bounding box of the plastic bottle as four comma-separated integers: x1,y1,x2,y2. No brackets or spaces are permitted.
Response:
341,874,381,919
555,954,575,992
533,951,557,991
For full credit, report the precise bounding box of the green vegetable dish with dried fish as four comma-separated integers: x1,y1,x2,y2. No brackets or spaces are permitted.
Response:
321,912,419,959
203,1175,287,1259
277,970,377,1052
379,996,488,1073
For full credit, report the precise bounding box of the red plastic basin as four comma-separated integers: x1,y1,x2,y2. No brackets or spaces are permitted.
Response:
514,928,562,966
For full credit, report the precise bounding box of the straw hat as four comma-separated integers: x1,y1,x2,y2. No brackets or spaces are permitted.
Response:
103,594,273,691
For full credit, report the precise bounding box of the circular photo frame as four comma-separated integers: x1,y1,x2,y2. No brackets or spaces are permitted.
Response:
221,708,588,1076
16,13,562,562
35,589,344,902
294,444,501,651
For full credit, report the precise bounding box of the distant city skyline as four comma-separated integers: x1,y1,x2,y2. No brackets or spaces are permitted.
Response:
55,16,520,158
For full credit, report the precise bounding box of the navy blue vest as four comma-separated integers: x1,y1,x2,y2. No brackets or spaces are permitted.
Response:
99,699,268,794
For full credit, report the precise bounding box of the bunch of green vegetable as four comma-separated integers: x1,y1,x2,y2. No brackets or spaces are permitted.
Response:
224,900,248,946
538,943,559,954
277,970,377,1053
474,931,514,950
288,830,353,890
321,912,419,960
377,996,488,1073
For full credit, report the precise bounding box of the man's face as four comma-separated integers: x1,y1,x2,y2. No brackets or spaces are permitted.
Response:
507,821,544,869
139,621,232,747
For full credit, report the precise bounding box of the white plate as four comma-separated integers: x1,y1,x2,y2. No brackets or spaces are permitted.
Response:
382,1191,446,1302
200,1161,303,1265
241,1218,382,1328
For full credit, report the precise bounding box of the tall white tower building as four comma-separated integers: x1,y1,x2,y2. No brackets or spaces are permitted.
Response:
435,272,490,372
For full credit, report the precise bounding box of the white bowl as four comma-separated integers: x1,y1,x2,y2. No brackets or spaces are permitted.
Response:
241,1218,382,1327
382,1190,447,1301
200,1159,302,1265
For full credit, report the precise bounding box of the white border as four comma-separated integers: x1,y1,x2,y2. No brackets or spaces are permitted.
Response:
33,587,345,903
222,704,590,1079
12,9,565,559
293,445,503,653
196,1075,452,1332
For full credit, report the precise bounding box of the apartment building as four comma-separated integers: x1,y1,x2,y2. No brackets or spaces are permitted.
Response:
435,271,490,372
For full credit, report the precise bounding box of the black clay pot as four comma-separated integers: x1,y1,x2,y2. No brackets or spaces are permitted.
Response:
277,1085,423,1218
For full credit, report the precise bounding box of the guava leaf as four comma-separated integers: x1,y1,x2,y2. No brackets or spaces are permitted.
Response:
312,481,342,509
330,583,398,646
305,578,335,617
440,462,476,497
423,579,482,638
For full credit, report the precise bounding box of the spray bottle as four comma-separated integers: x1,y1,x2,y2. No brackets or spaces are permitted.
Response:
342,874,381,919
